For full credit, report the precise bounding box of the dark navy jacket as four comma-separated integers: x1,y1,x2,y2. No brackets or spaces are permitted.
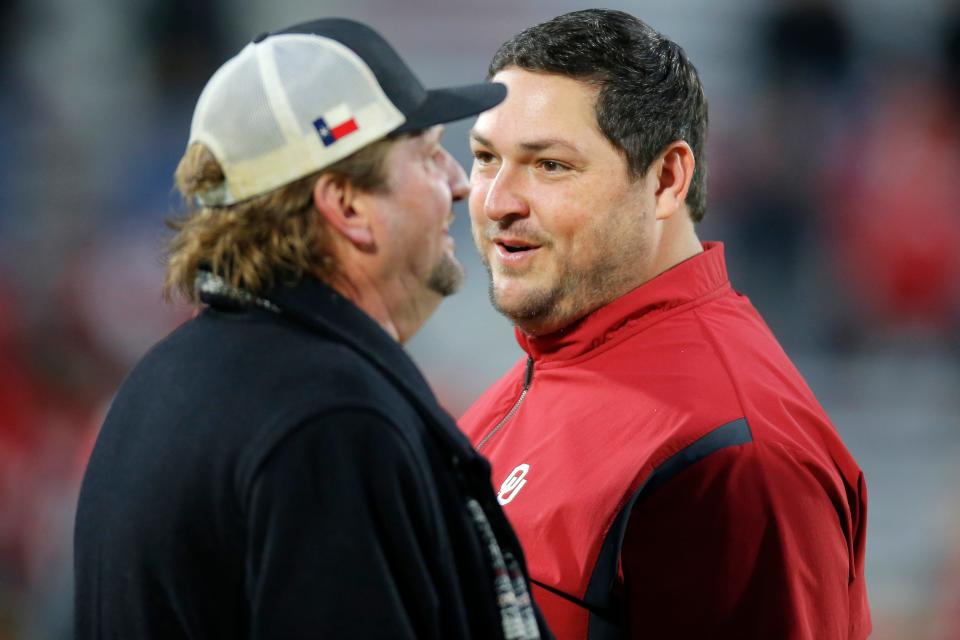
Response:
74,277,548,639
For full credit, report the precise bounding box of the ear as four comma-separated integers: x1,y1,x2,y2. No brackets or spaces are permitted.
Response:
652,141,695,221
312,173,376,250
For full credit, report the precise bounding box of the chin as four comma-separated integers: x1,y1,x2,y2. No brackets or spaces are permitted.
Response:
490,290,542,324
490,285,524,312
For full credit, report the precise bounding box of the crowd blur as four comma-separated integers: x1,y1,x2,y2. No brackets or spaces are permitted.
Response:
0,0,957,638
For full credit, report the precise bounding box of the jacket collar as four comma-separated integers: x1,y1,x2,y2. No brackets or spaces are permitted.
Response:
263,277,479,459
516,242,730,364
267,277,425,387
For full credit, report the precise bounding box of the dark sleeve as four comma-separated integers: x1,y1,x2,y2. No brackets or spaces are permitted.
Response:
243,408,444,639
621,441,859,639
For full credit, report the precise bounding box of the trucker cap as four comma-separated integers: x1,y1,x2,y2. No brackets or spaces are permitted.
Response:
187,18,507,206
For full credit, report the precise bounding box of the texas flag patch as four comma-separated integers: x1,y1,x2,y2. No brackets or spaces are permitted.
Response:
313,104,359,147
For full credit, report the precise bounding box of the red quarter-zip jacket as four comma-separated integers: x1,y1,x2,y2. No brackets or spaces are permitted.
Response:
460,243,870,639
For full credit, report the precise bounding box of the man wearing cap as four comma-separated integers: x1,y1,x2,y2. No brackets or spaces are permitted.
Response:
74,18,547,640
460,9,870,639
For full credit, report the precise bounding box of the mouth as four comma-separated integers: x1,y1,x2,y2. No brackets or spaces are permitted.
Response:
493,237,542,263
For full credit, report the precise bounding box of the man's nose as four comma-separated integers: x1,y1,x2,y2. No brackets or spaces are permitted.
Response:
442,148,469,202
482,164,530,222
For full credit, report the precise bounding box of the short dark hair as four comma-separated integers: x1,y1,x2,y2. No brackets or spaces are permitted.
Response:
490,9,709,222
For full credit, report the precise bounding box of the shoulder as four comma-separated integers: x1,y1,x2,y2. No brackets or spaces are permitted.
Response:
236,403,433,508
641,436,853,529
149,311,431,484
180,307,413,410
242,405,422,482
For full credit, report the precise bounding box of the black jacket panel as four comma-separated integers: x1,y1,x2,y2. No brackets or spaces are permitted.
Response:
74,278,546,639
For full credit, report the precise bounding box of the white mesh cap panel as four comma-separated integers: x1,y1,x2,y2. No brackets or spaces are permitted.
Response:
272,36,397,141
190,44,285,167
186,34,405,206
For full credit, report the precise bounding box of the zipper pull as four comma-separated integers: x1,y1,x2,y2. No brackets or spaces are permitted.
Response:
523,356,534,388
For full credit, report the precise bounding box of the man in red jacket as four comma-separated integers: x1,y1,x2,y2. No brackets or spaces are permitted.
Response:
460,9,871,639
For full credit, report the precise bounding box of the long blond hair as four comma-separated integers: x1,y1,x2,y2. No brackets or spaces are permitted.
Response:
165,138,395,303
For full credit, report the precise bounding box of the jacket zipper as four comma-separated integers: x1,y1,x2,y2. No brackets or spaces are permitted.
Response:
477,357,534,451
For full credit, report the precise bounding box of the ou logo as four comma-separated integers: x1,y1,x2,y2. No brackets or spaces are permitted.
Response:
497,464,530,505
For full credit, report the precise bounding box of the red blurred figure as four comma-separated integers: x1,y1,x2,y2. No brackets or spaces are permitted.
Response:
824,76,960,335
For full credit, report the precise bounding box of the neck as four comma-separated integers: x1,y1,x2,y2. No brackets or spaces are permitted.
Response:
322,268,440,344
648,213,703,281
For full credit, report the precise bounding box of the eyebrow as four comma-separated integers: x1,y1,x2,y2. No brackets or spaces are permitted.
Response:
470,131,582,155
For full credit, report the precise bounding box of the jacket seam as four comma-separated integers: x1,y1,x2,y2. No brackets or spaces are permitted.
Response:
581,419,754,631
236,402,422,510
583,298,750,600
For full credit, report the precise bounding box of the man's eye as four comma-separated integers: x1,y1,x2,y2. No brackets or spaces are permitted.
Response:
539,160,568,173
473,151,496,164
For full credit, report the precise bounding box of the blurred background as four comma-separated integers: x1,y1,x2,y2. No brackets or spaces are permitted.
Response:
0,0,958,637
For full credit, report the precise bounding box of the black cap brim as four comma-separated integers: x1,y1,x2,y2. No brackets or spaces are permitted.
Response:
394,82,507,133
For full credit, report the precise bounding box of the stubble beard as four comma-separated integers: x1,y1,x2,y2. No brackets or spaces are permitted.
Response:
427,250,465,297
483,218,647,336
